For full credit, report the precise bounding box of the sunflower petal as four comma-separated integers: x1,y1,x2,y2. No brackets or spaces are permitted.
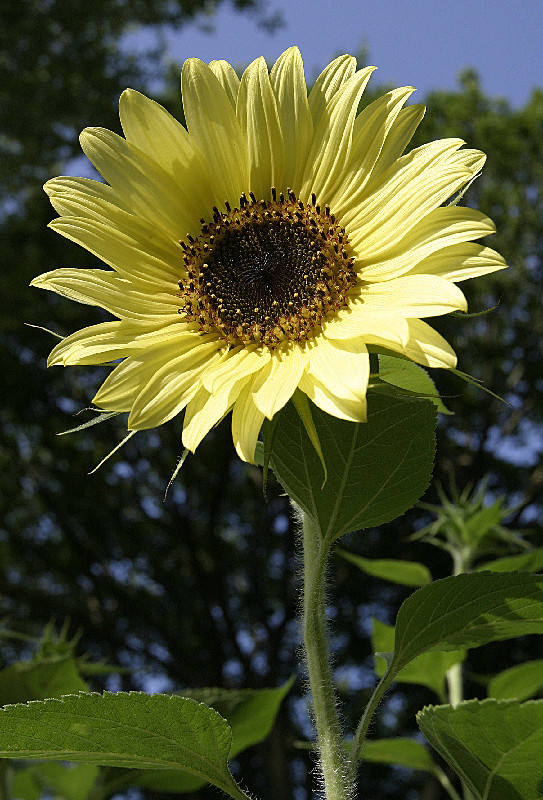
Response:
370,104,426,177
209,60,241,109
202,345,271,394
237,57,285,201
119,89,216,217
377,318,457,369
308,54,356,130
251,344,307,419
358,206,497,282
48,320,194,366
231,379,266,463
404,319,457,368
299,371,367,422
182,58,249,207
49,217,180,289
128,340,224,429
182,374,250,452
301,66,375,204
93,333,210,411
270,46,313,193
44,177,133,218
347,162,473,259
31,268,180,320
362,274,468,316
331,87,415,215
79,128,201,238
409,242,508,282
323,307,410,346
308,337,370,402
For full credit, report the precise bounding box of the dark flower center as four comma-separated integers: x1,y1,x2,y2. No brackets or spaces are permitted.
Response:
178,189,357,348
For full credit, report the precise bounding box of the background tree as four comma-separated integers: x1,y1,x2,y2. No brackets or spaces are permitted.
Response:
1,10,542,796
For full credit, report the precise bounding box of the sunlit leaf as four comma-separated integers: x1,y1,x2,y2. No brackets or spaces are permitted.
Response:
133,680,294,793
361,737,435,772
337,548,431,586
0,692,250,800
418,699,543,800
388,572,543,682
378,354,451,414
488,660,543,701
372,619,463,700
478,548,543,573
270,393,436,542
0,655,87,705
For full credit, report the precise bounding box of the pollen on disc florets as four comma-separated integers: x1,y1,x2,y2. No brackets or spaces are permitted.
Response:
177,188,357,348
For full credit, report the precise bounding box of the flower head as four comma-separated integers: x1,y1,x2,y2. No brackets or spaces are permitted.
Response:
32,48,506,462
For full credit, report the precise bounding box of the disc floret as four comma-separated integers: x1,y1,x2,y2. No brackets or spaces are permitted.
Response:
178,189,358,348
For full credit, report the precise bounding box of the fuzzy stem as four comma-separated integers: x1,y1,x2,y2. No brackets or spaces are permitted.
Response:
349,669,390,776
301,509,352,800
445,545,474,800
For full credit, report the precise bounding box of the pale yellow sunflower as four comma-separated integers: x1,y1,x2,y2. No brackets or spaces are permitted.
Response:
32,47,506,462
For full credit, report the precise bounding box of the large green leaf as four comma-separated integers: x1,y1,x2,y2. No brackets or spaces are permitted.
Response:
11,769,41,800
417,699,543,800
133,681,294,793
338,548,431,586
372,619,463,700
270,393,436,541
378,354,451,414
0,692,250,800
388,572,543,682
26,763,99,800
478,548,543,573
488,660,543,702
361,737,435,772
0,655,87,705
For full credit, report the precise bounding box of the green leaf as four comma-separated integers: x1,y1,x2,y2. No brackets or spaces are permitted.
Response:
337,548,431,586
11,768,41,800
478,548,543,573
372,620,463,700
57,410,121,435
164,448,190,500
389,572,543,682
464,498,506,544
32,763,99,800
450,368,506,403
185,680,293,759
417,699,543,800
488,660,543,701
361,737,435,772
292,389,327,487
0,692,250,800
133,680,294,793
261,412,282,499
0,655,87,705
270,393,436,541
378,354,451,414
88,430,137,474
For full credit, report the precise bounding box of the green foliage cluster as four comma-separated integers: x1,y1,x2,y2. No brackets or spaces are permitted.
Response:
0,11,542,799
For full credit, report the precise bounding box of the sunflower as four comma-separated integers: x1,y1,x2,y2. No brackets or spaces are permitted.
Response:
32,47,506,462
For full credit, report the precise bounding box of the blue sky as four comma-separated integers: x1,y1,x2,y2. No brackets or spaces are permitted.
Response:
125,0,542,106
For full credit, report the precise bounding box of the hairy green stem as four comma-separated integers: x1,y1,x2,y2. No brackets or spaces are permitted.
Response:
349,669,391,779
301,509,352,800
445,544,474,800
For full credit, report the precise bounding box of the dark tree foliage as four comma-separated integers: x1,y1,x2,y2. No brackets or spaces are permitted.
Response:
1,17,542,798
